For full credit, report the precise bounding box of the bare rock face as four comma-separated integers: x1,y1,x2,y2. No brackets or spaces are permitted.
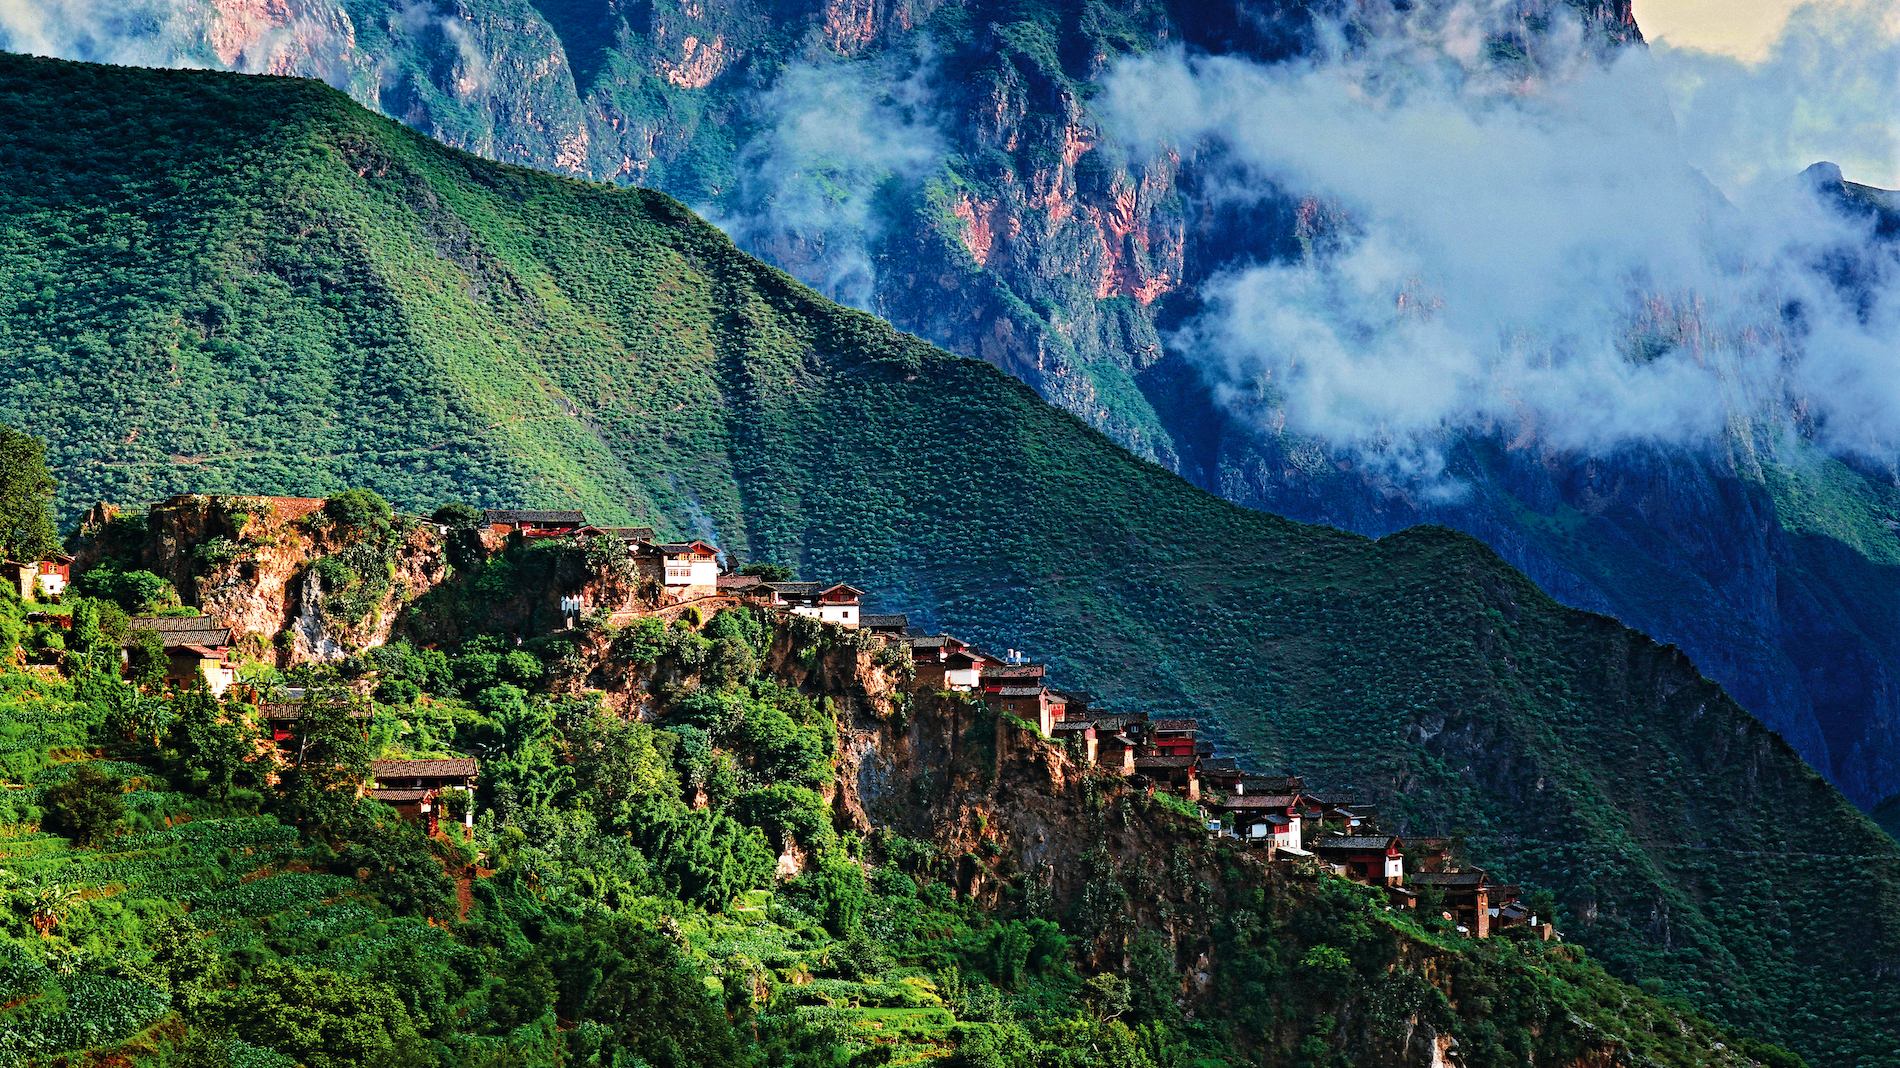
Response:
75,494,451,663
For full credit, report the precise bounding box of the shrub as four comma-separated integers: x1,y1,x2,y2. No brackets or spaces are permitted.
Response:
323,489,392,537
43,765,126,847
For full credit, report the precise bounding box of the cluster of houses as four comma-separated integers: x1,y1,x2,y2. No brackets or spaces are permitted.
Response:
23,499,1543,937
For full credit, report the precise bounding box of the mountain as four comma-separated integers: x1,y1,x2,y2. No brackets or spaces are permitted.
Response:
0,52,1898,1065
17,0,1900,822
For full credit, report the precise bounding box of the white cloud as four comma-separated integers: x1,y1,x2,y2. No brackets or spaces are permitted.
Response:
704,50,944,311
1098,0,1900,472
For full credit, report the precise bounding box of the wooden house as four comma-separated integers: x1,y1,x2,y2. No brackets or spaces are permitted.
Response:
761,581,863,626
1200,757,1243,791
1410,870,1496,937
993,685,1066,737
261,702,370,752
1220,794,1304,851
1149,719,1198,758
860,613,910,636
908,634,968,688
1311,835,1406,886
369,758,479,832
1135,754,1200,800
123,616,237,695
1050,720,1098,764
1,555,71,601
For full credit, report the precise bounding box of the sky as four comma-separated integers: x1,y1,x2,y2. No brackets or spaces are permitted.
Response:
1636,0,1825,60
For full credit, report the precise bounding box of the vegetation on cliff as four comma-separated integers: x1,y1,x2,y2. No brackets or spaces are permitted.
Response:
0,53,1896,1065
0,567,1799,1067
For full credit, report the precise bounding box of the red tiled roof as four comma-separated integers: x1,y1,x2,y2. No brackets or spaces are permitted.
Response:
716,574,763,589
368,788,431,803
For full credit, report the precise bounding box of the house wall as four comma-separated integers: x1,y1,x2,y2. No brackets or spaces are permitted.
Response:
943,666,980,690
663,557,720,586
816,603,858,628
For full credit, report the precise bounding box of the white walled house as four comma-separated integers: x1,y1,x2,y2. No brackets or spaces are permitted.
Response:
653,541,720,587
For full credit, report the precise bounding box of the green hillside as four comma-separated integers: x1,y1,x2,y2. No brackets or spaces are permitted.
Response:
1,52,1898,1066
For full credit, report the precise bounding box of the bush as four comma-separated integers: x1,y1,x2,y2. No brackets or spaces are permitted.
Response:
43,765,126,847
190,963,428,1068
323,489,392,537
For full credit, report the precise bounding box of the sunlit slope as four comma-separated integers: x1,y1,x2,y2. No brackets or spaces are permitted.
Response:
1,52,1898,1065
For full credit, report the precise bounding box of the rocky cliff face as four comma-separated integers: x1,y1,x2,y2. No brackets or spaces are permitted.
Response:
76,495,453,661
599,609,1756,1067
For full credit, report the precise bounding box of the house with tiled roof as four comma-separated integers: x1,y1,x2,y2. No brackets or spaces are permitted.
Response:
860,613,909,636
639,540,721,589
369,758,479,832
260,702,370,751
123,615,237,695
1,554,71,601
1410,870,1498,937
484,510,588,538
1312,835,1406,886
1149,718,1198,758
992,683,1067,738
760,581,863,627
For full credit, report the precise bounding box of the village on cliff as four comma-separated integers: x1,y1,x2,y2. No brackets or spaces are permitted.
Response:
12,496,1551,942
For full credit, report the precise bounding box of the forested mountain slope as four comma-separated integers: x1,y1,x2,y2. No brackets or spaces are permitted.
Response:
15,0,1900,822
0,53,1898,1065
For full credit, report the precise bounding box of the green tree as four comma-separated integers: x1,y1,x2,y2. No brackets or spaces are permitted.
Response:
43,765,126,847
165,684,257,799
432,503,486,571
191,963,428,1068
541,916,752,1068
126,625,168,690
740,563,795,582
0,426,55,563
324,488,393,538
278,688,371,829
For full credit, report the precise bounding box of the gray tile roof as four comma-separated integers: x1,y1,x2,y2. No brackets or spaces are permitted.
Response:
485,510,586,525
371,758,478,780
861,614,909,628
124,616,232,648
1312,836,1399,852
995,686,1046,698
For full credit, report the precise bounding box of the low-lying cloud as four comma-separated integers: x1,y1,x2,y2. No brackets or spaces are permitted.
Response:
1099,0,1900,477
706,51,944,311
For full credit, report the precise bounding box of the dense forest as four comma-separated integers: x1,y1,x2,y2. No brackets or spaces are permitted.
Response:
0,52,1896,1066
